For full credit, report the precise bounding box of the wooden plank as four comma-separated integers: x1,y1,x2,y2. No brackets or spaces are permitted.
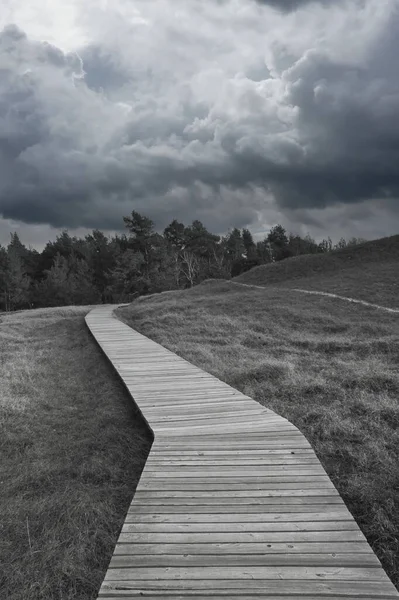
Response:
99,582,398,597
157,426,301,434
138,477,341,489
99,583,398,597
127,512,352,524
144,458,321,466
111,541,374,556
117,530,365,544
99,588,396,600
147,410,270,422
148,450,314,457
139,469,328,478
109,553,380,568
128,496,343,506
143,461,322,469
137,481,332,490
103,566,388,582
148,441,311,449
133,489,338,498
121,521,359,533
127,505,346,514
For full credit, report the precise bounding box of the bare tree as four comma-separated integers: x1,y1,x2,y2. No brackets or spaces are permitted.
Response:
180,250,200,287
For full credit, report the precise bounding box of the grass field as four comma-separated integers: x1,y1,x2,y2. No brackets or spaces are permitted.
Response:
236,234,399,308
0,306,152,600
117,281,399,589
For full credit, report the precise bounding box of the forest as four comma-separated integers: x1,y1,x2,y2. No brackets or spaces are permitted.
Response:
0,211,365,311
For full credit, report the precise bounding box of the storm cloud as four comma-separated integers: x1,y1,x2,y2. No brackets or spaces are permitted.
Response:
0,0,398,241
255,0,343,10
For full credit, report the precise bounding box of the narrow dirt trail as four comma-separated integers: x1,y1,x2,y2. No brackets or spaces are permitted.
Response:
228,281,399,314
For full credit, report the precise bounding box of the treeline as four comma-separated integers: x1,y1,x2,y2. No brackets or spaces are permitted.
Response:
0,211,365,311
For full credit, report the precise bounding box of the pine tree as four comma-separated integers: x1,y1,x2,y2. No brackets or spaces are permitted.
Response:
267,225,291,261
224,228,245,260
242,228,256,259
3,234,32,310
164,219,186,250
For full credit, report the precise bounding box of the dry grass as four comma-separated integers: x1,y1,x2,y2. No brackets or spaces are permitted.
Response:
0,306,152,600
117,281,399,590
236,234,399,308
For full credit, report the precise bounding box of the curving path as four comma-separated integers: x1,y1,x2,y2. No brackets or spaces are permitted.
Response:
229,280,399,314
86,305,399,600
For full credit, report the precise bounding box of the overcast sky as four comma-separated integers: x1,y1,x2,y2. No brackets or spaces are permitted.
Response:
1,0,398,248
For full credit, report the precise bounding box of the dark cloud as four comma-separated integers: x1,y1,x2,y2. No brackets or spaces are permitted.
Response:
0,0,398,242
80,45,132,92
255,0,340,10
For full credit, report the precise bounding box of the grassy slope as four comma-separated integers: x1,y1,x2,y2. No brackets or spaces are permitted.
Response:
235,234,399,308
0,307,151,600
117,282,399,589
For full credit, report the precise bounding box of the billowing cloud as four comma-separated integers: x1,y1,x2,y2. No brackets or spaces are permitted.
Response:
255,0,342,10
0,0,398,244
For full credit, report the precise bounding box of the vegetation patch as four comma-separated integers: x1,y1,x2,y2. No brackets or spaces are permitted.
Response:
236,234,399,308
117,281,399,589
0,307,151,600
1,212,384,311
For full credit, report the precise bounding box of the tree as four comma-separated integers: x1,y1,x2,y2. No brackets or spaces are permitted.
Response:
168,247,185,289
288,233,319,257
180,250,201,288
69,256,100,305
224,228,245,261
123,211,157,279
38,253,73,306
256,239,274,264
124,211,155,252
347,237,367,247
84,230,117,302
4,254,31,310
184,220,220,259
267,225,291,261
1,233,32,311
37,252,100,306
208,246,232,280
0,245,7,310
242,228,256,259
36,231,85,280
335,237,348,250
164,219,186,250
107,249,146,300
318,237,333,253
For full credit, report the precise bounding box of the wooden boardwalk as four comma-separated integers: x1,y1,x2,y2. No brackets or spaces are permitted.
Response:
86,305,399,600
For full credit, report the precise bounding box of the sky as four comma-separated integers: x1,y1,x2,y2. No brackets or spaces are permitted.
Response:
0,0,398,248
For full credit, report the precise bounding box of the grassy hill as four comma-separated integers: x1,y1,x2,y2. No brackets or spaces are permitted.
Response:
0,307,151,600
3,230,398,596
235,234,399,308
118,280,399,589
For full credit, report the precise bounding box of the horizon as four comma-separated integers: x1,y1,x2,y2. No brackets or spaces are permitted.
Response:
1,218,389,253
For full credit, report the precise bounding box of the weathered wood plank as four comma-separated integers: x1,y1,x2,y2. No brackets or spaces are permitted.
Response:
103,565,388,581
109,553,379,568
138,477,336,489
117,530,366,544
121,521,359,533
134,485,335,494
99,583,398,598
127,504,345,514
99,588,396,600
126,511,352,523
111,541,373,556
128,496,343,506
